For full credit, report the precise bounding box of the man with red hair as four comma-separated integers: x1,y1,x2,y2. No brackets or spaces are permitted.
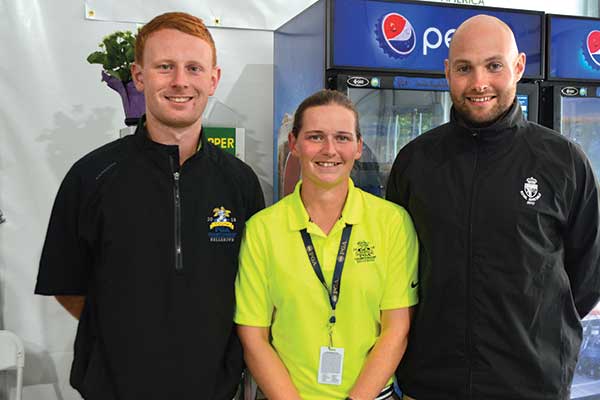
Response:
36,12,264,399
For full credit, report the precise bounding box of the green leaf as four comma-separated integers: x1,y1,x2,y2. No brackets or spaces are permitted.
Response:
125,47,134,61
87,51,106,65
88,29,136,82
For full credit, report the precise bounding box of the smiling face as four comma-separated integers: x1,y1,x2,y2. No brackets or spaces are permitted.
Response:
131,28,220,132
445,15,525,126
289,104,362,190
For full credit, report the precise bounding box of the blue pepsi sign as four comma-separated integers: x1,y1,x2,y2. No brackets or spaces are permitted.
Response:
548,15,600,82
331,0,543,78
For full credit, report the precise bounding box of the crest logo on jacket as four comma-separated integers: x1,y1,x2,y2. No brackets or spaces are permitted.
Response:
353,241,376,263
207,206,237,242
520,177,542,205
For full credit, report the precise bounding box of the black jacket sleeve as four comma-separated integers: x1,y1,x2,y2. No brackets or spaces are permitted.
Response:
386,143,413,208
247,169,265,217
36,166,92,295
564,142,600,318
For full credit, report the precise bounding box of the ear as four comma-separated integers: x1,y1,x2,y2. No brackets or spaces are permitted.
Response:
131,63,144,91
288,132,299,157
514,52,526,82
208,65,222,96
355,136,363,161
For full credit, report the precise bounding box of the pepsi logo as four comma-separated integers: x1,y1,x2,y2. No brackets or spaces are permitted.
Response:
376,13,416,59
587,30,600,68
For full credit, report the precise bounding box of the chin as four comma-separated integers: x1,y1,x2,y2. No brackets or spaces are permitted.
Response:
163,115,201,128
460,107,504,127
320,177,348,188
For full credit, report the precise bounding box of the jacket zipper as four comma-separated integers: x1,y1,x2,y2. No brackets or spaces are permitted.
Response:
466,131,480,399
170,156,184,273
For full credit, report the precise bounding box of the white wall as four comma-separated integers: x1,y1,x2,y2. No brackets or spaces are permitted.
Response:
83,0,318,30
0,1,272,399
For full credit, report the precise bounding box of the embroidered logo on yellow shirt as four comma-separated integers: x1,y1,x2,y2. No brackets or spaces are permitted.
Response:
353,240,376,263
208,206,237,242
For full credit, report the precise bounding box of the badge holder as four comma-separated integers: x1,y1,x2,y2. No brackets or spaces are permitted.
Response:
300,225,352,387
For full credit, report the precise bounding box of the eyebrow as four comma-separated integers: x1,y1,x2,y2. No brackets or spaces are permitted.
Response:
452,55,505,65
304,130,355,135
152,58,206,65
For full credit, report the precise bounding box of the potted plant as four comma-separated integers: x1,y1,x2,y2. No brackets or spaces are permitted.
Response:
87,30,145,126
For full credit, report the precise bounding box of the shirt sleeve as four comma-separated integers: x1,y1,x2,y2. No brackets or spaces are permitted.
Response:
564,143,600,318
380,205,419,310
35,167,91,295
234,217,273,327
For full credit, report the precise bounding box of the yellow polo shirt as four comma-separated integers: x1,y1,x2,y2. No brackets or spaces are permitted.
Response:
234,179,419,400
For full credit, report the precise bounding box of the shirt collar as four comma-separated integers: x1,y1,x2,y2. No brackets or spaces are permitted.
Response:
287,178,363,232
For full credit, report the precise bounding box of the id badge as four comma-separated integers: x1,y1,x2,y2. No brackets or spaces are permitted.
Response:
318,346,344,385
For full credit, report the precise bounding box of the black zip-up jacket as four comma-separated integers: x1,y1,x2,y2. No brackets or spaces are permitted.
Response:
36,118,265,400
387,100,600,400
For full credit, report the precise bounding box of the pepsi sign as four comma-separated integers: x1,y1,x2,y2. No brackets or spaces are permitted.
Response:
331,0,543,78
548,15,600,81
377,13,417,58
587,30,600,70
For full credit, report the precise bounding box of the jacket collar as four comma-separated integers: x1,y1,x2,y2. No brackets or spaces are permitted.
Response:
132,115,209,164
451,98,524,144
132,115,178,161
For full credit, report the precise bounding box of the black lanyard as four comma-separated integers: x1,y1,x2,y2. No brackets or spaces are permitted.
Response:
300,224,353,326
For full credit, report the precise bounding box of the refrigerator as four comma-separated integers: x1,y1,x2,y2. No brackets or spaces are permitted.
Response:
540,14,600,399
273,0,544,200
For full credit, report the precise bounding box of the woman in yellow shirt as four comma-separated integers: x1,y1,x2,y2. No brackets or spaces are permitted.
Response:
234,89,418,400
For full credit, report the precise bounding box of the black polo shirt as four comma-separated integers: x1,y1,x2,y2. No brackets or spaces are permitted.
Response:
36,119,265,399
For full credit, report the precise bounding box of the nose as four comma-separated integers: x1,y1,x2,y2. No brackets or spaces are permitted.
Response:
470,67,488,93
321,135,336,155
171,65,189,88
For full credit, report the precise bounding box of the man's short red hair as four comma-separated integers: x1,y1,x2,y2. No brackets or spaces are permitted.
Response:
135,12,217,66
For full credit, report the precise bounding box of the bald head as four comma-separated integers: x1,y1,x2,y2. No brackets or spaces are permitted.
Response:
444,14,526,126
449,15,519,61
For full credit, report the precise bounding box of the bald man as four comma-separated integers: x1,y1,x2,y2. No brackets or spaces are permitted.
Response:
387,15,600,400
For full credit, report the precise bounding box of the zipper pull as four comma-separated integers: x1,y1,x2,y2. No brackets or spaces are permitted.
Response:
173,172,180,202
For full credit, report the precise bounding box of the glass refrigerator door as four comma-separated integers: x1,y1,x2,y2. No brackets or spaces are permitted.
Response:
348,87,452,197
560,93,600,399
561,96,600,176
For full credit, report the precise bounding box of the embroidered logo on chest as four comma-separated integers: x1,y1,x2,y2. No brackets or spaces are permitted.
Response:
520,177,542,206
207,206,237,242
353,241,376,263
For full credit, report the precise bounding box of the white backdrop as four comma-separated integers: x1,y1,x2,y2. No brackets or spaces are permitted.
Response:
0,1,278,398
83,0,315,29
0,0,598,399
83,0,596,27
